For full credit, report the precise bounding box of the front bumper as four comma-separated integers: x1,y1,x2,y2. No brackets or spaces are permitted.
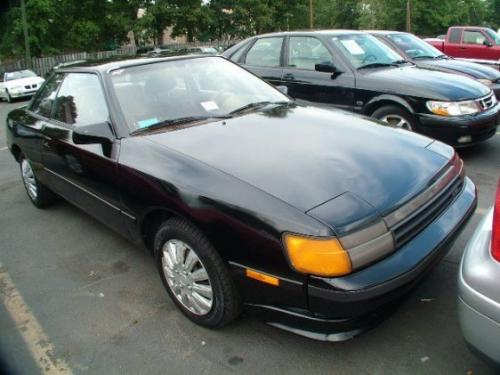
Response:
458,208,500,365
9,89,38,99
417,103,499,147
239,177,476,341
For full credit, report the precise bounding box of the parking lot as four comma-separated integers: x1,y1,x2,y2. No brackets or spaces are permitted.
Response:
0,99,498,375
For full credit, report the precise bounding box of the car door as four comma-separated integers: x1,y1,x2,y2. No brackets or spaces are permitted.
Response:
460,30,493,60
40,72,128,236
445,27,463,57
240,36,284,86
281,35,355,110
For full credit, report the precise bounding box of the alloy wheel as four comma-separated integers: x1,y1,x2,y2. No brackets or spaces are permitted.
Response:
380,114,413,130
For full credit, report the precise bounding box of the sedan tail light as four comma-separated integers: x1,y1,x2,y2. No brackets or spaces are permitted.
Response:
492,178,500,262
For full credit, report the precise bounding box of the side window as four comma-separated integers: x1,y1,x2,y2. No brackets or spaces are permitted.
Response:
52,73,109,127
244,37,283,67
463,31,486,45
30,74,64,117
229,43,248,63
449,28,462,43
288,37,334,70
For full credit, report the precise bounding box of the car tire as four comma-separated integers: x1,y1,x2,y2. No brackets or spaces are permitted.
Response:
154,217,241,328
372,105,416,131
19,153,56,208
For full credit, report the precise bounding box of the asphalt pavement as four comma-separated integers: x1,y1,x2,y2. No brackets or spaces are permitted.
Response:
0,99,499,374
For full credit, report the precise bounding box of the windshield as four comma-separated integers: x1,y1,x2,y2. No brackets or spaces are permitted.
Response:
110,57,289,131
330,34,405,69
387,33,443,59
5,70,37,81
484,28,500,45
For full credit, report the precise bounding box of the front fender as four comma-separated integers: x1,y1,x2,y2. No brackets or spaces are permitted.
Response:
363,94,415,115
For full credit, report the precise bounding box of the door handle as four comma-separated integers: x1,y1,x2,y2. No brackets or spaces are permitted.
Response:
283,73,295,81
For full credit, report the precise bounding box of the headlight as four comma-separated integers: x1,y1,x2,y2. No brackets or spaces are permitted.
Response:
477,79,493,86
283,234,352,277
426,100,480,116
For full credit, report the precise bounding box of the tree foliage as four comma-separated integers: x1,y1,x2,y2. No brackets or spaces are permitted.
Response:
0,0,497,59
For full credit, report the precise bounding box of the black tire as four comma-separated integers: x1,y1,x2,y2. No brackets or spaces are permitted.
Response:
19,153,56,208
154,217,241,328
372,105,416,131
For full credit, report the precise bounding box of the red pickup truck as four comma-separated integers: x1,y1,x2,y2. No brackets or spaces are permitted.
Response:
426,27,500,69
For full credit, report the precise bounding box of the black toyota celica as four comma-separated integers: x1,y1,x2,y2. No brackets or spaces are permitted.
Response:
6,55,476,340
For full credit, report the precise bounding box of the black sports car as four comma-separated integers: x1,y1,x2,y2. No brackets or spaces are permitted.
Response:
369,30,500,99
223,30,499,147
6,55,476,340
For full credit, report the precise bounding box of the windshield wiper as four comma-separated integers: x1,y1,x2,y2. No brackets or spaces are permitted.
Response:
413,55,437,59
435,54,448,59
391,59,411,65
131,115,231,135
229,101,289,115
357,62,397,70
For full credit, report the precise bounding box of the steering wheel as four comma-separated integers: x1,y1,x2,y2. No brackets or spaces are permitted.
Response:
361,54,377,64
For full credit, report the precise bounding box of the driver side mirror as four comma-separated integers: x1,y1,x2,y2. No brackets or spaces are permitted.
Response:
72,121,115,145
315,63,342,79
483,39,493,47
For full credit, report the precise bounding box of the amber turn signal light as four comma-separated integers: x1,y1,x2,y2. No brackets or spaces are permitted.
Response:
283,234,352,277
245,269,280,286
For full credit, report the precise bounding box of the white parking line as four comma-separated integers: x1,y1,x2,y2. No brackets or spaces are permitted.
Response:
0,262,73,374
0,147,8,151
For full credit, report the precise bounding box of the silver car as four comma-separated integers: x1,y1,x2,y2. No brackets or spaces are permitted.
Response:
458,178,500,365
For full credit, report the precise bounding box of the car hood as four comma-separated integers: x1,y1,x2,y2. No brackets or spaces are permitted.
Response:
4,76,44,89
144,105,449,217
358,65,491,101
415,58,500,81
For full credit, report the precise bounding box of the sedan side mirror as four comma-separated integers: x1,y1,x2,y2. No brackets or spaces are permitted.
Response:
315,63,342,79
315,63,337,73
73,122,115,145
483,40,493,47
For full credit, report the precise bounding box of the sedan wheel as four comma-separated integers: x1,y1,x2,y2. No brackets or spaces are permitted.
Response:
161,239,214,315
379,114,413,130
372,105,416,132
19,153,56,208
21,158,38,201
154,217,241,327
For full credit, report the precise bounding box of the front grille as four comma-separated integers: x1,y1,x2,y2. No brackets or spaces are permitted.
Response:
477,92,496,111
392,176,464,248
24,84,37,90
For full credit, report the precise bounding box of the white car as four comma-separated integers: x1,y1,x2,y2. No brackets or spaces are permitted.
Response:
0,70,45,103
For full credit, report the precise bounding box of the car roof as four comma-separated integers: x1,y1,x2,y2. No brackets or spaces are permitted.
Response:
249,29,368,38
56,54,215,74
365,30,406,36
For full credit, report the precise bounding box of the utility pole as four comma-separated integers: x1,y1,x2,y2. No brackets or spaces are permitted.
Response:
309,0,314,30
20,0,31,67
406,0,412,33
